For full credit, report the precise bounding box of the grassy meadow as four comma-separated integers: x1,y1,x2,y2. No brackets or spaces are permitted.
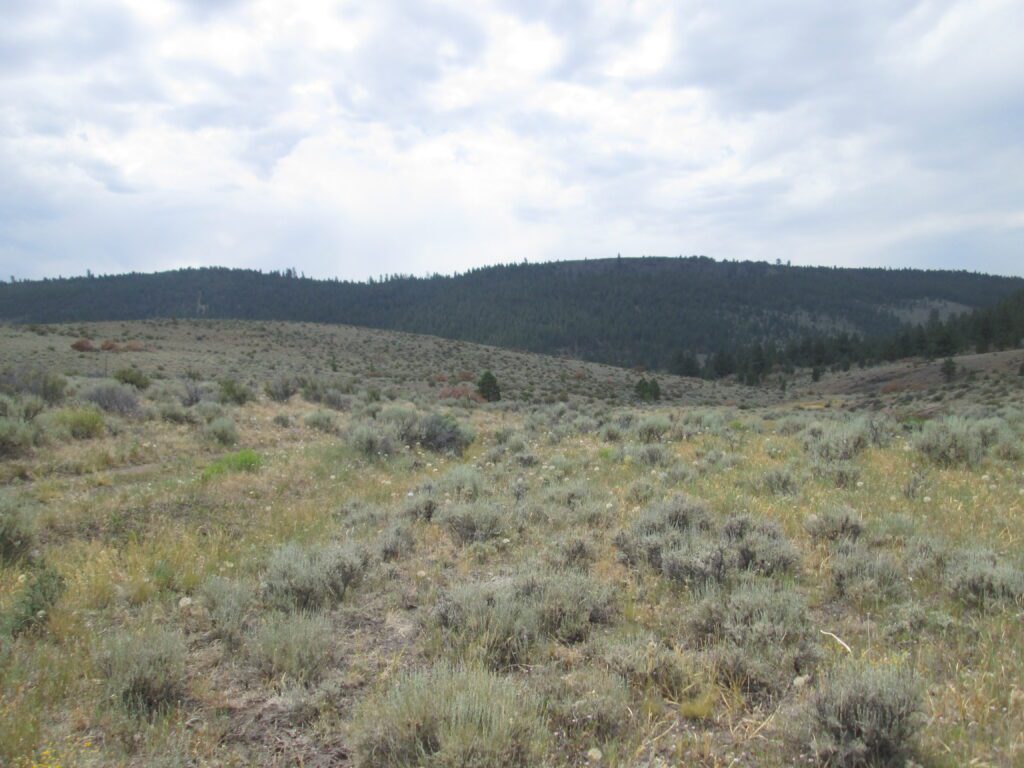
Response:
1,320,1023,767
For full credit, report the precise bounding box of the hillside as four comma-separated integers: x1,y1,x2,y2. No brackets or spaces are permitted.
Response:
0,319,772,408
2,258,1021,370
1,318,1022,766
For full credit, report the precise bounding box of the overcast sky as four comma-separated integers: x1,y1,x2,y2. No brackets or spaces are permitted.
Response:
2,0,1023,281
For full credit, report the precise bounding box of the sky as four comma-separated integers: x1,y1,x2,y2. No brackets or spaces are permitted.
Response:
2,0,1023,282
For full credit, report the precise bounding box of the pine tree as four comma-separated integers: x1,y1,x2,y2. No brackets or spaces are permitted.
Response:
941,357,957,383
476,370,501,402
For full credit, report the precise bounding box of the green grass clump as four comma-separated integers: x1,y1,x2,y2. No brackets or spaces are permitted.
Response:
0,500,34,564
2,565,64,636
202,449,262,480
98,627,188,716
0,417,36,458
114,367,150,390
218,378,254,405
352,663,547,768
263,542,367,611
49,406,104,439
799,661,921,767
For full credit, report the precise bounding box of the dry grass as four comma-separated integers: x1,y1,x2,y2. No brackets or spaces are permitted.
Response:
0,319,1022,766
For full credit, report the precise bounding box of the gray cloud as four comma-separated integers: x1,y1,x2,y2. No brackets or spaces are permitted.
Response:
1,0,1022,282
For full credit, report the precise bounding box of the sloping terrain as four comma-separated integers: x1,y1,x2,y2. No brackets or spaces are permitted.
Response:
1,319,1022,766
2,258,1020,369
0,319,771,407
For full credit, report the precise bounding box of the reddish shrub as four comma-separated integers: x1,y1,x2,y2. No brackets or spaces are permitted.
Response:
438,386,484,403
124,341,146,352
432,373,449,383
71,339,95,352
100,340,120,351
457,371,475,382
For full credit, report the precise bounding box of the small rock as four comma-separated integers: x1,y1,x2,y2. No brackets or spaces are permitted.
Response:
178,596,193,610
587,747,603,763
793,674,811,689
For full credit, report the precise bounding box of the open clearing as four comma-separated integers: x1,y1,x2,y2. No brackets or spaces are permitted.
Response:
1,320,1022,767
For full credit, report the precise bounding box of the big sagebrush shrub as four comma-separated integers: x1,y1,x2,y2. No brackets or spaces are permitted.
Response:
0,367,66,404
98,627,187,716
614,494,711,570
688,581,818,699
658,515,800,590
249,611,333,683
84,383,140,416
204,417,238,446
348,421,398,457
601,634,696,700
634,415,671,443
432,573,614,669
912,417,984,468
0,499,34,564
201,576,252,649
831,543,905,604
352,663,547,768
417,412,473,455
263,542,367,611
799,661,921,767
264,375,298,403
218,378,254,406
439,465,485,501
943,548,1024,608
805,506,865,543
437,503,504,545
535,668,632,746
0,417,35,458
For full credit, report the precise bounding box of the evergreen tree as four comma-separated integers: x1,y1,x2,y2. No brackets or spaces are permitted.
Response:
941,357,957,382
476,370,501,402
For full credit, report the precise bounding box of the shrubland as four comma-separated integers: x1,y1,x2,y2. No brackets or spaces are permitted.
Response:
0,319,1022,766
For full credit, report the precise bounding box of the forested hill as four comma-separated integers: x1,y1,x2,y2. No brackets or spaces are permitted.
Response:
2,257,1021,369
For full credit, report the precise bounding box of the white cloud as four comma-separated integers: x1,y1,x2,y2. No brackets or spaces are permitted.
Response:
1,0,1023,280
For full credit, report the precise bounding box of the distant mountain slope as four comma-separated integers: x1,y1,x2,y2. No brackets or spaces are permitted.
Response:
2,257,1021,369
